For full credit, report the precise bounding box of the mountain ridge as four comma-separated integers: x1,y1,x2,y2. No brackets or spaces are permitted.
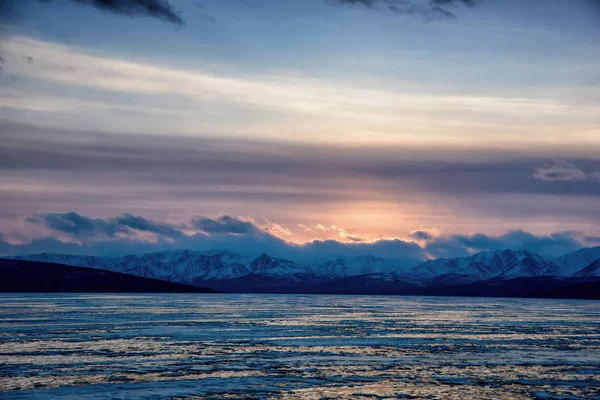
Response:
552,246,600,276
9,247,600,293
573,259,600,278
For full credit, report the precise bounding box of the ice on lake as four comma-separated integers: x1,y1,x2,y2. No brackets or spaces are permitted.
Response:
0,294,599,399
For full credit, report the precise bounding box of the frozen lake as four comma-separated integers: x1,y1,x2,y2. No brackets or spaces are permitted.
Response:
0,294,599,399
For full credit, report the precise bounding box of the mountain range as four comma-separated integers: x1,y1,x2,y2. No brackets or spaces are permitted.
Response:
8,246,600,297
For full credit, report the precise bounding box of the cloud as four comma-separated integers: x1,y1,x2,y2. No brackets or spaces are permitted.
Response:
26,212,128,238
585,236,600,244
2,211,592,265
300,238,424,264
424,230,584,259
263,220,293,238
337,228,363,242
0,235,90,256
42,0,183,24
532,159,600,183
115,213,184,238
5,211,426,263
27,211,185,239
191,215,259,235
331,0,478,20
409,230,434,241
1,119,599,243
3,34,598,149
3,0,479,27
296,223,363,242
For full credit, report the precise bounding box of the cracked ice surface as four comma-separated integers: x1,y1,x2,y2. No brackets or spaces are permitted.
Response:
0,294,599,399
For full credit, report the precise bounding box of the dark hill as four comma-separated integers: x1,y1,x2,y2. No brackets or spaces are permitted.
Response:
410,276,600,300
0,258,217,293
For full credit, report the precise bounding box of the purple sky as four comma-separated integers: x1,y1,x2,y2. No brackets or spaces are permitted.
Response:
0,0,599,260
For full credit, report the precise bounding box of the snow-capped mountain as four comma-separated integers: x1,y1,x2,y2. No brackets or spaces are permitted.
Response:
13,250,254,284
12,250,327,286
247,253,328,281
493,250,561,278
11,251,407,285
410,249,560,285
317,255,407,279
573,259,600,278
552,247,600,276
117,250,253,282
9,246,600,293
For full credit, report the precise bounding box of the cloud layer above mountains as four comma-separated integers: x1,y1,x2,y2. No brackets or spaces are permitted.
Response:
0,211,592,264
3,118,595,263
1,120,599,245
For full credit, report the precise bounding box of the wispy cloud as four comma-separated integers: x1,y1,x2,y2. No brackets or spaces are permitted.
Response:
2,35,598,146
331,0,478,20
532,159,600,183
4,0,183,24
13,0,478,26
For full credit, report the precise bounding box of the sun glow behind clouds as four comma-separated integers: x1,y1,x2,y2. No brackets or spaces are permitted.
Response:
1,0,600,248
1,34,599,147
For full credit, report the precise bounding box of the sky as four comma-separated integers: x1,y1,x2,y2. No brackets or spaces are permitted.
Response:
0,0,599,261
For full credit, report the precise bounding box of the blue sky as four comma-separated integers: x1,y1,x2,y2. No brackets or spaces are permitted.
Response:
0,0,599,258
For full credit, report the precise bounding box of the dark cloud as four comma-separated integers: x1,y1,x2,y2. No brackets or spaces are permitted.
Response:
302,238,424,264
331,0,478,19
26,212,127,238
192,215,259,235
4,0,480,25
424,230,584,259
346,235,363,242
115,213,185,238
0,212,590,263
409,230,434,241
0,0,182,24
27,211,185,239
21,212,292,256
54,0,183,24
531,159,600,183
6,211,426,263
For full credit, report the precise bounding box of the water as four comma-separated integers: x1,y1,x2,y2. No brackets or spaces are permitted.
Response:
0,294,599,399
